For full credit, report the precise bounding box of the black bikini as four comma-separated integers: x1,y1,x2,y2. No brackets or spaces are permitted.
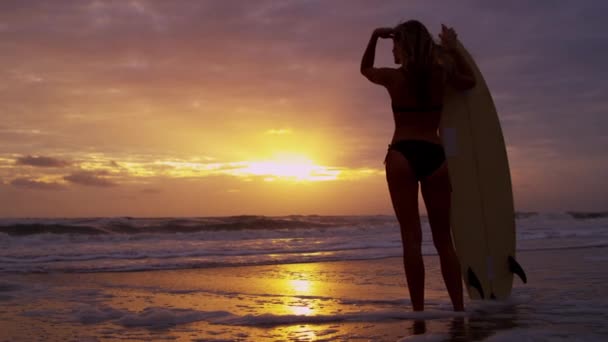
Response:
386,104,446,181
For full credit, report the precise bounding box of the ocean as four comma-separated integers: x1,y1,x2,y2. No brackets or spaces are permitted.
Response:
1,212,607,341
1,212,607,274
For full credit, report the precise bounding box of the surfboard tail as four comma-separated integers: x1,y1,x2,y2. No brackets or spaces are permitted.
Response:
508,256,527,284
467,267,485,299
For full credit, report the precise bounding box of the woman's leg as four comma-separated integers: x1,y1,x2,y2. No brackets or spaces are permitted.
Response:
421,161,464,311
385,150,425,311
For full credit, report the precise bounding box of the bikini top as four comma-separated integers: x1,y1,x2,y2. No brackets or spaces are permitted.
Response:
391,104,444,113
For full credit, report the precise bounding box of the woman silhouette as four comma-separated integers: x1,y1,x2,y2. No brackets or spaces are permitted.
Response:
360,20,476,311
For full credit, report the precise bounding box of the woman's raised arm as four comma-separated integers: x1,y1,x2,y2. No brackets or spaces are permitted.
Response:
361,28,395,86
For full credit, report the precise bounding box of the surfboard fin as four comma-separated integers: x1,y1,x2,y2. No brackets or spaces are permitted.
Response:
508,256,527,284
467,267,485,299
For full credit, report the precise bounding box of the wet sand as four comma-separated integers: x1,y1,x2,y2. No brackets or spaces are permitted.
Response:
1,246,607,341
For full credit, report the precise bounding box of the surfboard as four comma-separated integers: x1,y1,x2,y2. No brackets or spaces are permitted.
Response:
439,41,526,300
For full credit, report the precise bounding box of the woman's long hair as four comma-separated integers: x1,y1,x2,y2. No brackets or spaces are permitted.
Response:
393,20,438,107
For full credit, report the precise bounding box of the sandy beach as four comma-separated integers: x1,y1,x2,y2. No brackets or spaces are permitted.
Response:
1,244,607,342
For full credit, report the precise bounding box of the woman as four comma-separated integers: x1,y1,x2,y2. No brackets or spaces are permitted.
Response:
360,20,476,312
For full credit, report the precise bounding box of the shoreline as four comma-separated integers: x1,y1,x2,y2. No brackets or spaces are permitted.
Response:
1,245,606,341
2,238,605,277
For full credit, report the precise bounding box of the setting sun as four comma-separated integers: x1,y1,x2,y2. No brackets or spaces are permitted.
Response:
232,154,340,182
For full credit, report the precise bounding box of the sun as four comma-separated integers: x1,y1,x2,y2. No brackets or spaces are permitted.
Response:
234,153,340,182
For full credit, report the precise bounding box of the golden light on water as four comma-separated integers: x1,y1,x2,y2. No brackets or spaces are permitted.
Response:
289,305,313,316
289,279,312,293
286,277,315,316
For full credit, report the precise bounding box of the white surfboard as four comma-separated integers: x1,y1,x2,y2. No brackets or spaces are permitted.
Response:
440,41,526,300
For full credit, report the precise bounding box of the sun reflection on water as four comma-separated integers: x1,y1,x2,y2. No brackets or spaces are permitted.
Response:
289,279,311,293
286,279,314,316
289,305,313,316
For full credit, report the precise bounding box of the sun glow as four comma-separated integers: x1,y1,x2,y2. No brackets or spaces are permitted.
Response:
234,154,340,182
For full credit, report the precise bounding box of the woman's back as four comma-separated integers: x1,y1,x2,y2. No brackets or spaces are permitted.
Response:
386,63,448,144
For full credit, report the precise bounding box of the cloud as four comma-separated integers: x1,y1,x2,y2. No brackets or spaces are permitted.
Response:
64,170,117,187
10,177,66,190
1,0,607,215
141,188,161,194
16,155,71,167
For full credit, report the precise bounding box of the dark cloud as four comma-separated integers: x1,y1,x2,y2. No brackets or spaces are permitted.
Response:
10,177,66,190
16,155,71,167
64,170,117,187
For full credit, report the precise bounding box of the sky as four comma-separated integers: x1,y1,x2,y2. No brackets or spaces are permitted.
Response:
1,0,607,217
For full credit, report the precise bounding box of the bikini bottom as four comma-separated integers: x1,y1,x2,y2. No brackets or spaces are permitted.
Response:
385,140,446,181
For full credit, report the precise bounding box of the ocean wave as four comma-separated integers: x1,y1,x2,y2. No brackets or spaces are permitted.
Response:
566,211,608,220
2,212,606,236
0,224,107,236
0,215,398,236
514,211,539,219
2,238,607,274
1,213,607,274
29,304,464,329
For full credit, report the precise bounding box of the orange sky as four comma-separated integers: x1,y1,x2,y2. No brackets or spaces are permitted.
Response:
1,1,607,217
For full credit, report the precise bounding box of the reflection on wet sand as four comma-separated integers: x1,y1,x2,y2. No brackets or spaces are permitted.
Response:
1,255,553,341
400,303,522,341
